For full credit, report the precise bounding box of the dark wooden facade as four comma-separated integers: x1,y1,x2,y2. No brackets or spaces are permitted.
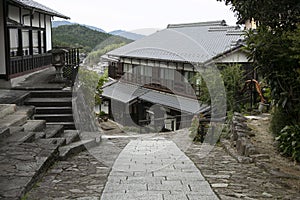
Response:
109,58,198,99
0,0,69,80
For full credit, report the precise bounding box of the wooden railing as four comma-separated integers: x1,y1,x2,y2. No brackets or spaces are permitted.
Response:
9,53,52,77
62,47,81,85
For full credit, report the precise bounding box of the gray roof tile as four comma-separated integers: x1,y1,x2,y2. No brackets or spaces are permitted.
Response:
102,81,208,114
102,82,148,103
139,90,207,114
108,20,245,63
11,0,69,19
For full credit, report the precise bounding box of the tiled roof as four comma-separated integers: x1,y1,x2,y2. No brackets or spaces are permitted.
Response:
107,20,245,63
102,81,209,114
102,82,148,103
139,90,208,114
10,0,69,19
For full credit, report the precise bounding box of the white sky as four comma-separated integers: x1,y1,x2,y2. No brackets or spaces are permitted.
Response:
36,0,237,32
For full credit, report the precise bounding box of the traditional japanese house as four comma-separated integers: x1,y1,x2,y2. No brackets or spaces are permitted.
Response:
102,20,252,131
0,0,69,87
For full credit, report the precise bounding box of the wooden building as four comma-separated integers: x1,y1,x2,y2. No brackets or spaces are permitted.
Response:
102,20,252,131
0,0,69,86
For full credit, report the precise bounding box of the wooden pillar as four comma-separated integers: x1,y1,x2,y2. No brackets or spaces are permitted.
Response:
3,0,10,79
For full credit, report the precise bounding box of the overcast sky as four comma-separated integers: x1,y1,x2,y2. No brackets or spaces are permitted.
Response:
37,0,237,33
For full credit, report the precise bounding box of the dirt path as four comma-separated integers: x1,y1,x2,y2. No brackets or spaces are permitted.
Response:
247,113,300,192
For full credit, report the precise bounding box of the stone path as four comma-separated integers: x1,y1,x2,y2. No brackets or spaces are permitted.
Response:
186,144,300,200
101,138,218,200
26,135,130,200
25,128,300,200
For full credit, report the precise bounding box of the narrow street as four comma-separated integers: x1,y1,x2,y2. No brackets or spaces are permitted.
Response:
26,122,300,199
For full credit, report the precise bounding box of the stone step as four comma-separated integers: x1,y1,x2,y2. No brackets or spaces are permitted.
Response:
35,131,46,139
35,106,73,114
59,139,98,160
37,137,66,147
46,122,76,130
61,130,80,145
22,120,46,132
45,124,64,139
15,106,35,119
0,141,61,199
0,131,36,144
9,126,25,134
0,126,10,140
0,104,16,119
24,98,72,107
0,114,28,127
34,114,74,122
29,90,72,98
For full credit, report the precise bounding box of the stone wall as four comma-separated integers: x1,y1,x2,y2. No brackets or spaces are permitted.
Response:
231,112,257,157
221,112,258,163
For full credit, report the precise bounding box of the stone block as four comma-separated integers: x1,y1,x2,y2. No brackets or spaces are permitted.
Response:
233,112,248,121
0,104,16,119
236,138,246,156
0,126,10,140
23,120,46,132
244,144,257,157
250,154,270,161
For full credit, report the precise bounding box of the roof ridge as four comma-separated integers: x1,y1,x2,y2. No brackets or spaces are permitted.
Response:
167,20,226,29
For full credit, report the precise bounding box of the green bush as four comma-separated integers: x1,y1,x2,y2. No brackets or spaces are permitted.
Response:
197,63,245,113
275,125,300,162
270,107,292,136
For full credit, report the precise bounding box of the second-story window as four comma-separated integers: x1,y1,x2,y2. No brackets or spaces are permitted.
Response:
141,66,152,77
161,68,174,80
184,71,195,83
124,63,132,73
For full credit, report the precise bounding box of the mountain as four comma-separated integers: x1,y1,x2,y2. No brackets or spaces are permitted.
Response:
52,20,73,27
109,30,145,41
52,20,106,33
52,24,132,53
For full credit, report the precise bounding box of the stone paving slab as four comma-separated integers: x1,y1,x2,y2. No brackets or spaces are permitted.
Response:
22,127,300,200
185,143,300,200
0,142,60,199
101,138,219,200
0,90,30,105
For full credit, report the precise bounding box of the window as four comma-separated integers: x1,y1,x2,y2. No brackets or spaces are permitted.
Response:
32,30,39,55
9,29,19,57
144,66,152,77
184,71,195,83
22,30,30,56
124,63,133,73
140,65,152,77
40,30,45,53
161,68,174,80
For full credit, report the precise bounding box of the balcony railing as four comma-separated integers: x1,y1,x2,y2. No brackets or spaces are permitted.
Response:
8,48,81,85
62,47,81,85
9,53,52,78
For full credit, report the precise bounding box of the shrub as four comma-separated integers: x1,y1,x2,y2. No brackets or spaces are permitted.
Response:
270,107,293,136
275,125,300,162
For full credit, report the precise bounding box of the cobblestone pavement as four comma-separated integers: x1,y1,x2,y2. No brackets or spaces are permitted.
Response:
185,143,300,200
26,137,130,200
101,138,218,200
26,128,300,200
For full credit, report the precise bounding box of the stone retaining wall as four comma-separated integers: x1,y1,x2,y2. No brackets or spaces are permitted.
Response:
221,112,258,163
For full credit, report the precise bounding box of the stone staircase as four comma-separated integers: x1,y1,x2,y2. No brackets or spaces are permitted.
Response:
24,90,75,130
0,103,100,200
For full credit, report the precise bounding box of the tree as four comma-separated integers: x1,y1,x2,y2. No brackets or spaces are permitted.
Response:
217,0,300,31
217,0,300,160
218,0,300,124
